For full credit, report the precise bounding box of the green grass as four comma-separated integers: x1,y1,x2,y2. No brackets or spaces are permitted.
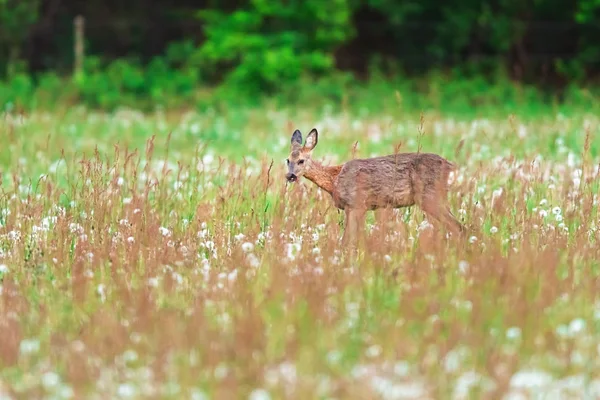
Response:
0,92,599,399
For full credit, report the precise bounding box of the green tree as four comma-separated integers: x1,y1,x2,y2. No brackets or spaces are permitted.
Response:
196,0,356,93
0,0,41,76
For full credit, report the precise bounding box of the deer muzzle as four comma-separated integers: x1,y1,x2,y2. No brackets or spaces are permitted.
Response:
286,173,297,182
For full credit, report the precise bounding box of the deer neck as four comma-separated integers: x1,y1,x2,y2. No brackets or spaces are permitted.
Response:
304,161,342,194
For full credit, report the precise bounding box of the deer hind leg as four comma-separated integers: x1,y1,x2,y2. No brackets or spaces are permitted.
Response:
441,204,466,237
419,196,466,238
413,166,466,238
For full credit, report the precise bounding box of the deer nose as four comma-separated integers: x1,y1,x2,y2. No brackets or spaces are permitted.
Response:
286,173,297,182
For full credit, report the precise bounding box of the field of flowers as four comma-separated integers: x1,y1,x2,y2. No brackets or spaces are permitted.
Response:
0,104,599,399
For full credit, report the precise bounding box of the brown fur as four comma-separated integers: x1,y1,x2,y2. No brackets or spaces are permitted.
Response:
286,128,466,244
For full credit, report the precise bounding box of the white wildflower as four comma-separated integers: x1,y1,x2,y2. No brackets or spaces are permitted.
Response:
418,220,434,232
69,223,84,234
190,123,200,135
552,206,561,215
569,318,586,335
492,187,503,200
117,383,137,398
444,347,468,373
506,326,522,340
191,389,209,400
97,284,106,302
285,243,301,260
228,270,238,282
458,260,469,274
122,349,138,363
249,389,271,400
172,272,184,285
366,345,382,358
394,361,410,377
556,324,569,338
8,230,21,241
202,154,214,165
510,369,552,390
19,338,40,355
247,254,260,268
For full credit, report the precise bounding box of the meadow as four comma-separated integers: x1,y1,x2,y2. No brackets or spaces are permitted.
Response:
0,97,599,399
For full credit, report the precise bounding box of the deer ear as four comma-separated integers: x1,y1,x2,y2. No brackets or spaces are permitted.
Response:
291,129,302,146
304,128,318,151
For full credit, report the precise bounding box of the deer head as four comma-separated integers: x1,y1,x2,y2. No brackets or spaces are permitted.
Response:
286,128,318,182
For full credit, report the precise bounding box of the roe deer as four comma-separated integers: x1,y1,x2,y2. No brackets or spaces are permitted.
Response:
285,128,466,244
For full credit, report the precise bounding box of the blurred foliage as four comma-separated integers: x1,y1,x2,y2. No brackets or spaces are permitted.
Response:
0,44,200,111
0,0,599,110
0,0,40,76
196,0,355,92
576,0,600,22
2,64,599,116
75,53,199,109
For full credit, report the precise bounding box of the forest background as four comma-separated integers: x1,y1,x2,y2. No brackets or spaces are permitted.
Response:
1,0,600,112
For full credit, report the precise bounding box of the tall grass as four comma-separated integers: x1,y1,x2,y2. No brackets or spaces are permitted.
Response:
0,103,599,399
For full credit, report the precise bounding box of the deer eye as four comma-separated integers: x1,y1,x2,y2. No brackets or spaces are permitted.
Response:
298,160,305,165
286,159,289,164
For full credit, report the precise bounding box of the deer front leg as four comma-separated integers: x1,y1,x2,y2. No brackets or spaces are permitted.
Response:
341,208,366,247
341,209,352,245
